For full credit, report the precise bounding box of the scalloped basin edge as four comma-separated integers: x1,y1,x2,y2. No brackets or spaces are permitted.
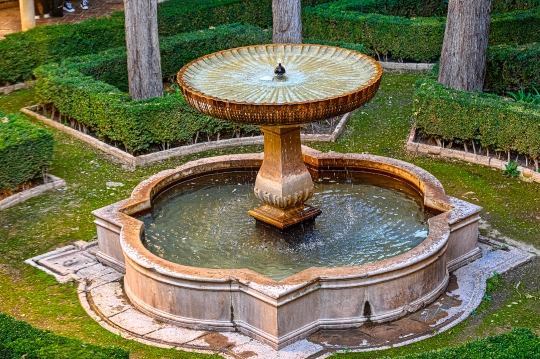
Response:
92,147,482,350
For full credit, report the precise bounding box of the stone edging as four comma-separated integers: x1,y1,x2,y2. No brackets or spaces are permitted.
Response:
0,81,35,95
21,106,352,169
0,174,66,211
406,128,540,184
379,62,434,71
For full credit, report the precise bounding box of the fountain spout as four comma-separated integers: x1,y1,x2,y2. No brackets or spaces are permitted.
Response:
274,61,286,79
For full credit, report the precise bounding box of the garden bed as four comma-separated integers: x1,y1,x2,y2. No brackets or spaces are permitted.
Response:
406,128,540,184
22,106,352,168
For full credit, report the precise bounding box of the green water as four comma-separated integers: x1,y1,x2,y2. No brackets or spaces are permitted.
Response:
141,170,429,281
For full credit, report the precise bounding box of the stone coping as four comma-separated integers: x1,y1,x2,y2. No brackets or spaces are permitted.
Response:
406,128,540,184
91,148,482,348
115,147,481,289
21,106,351,169
26,238,534,358
0,174,66,211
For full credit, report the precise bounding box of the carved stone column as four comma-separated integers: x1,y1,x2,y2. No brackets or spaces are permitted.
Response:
248,126,321,229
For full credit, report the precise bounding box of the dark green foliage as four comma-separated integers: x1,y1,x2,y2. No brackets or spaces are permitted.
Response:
60,23,272,92
321,0,540,17
503,161,521,177
485,42,540,94
303,38,371,56
0,15,126,86
34,25,264,155
0,111,54,192
414,78,540,162
375,328,540,358
302,5,540,62
0,0,333,86
0,312,129,359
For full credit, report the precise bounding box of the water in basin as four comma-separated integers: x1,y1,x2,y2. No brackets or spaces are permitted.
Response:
141,170,429,281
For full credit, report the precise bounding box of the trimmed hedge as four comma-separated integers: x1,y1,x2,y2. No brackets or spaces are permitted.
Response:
414,78,540,166
302,5,540,61
384,328,540,359
0,312,129,359
33,24,270,154
34,24,372,155
485,42,540,94
0,111,54,192
323,0,540,17
0,0,332,86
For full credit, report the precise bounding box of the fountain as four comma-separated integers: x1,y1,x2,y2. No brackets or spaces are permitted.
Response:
93,44,482,349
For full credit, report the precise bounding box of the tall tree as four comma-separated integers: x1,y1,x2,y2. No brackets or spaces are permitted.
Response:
438,0,493,92
124,0,163,100
272,0,302,44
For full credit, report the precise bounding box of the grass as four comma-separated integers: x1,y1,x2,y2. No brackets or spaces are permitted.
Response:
0,72,539,358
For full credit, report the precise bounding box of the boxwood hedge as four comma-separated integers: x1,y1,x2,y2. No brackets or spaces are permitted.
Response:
302,4,540,61
414,78,540,169
0,312,129,359
323,0,540,17
0,111,54,192
33,24,372,155
0,0,332,86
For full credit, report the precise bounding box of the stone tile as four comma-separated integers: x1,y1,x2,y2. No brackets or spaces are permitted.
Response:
230,339,324,359
188,332,252,349
90,281,131,318
37,249,97,276
144,326,205,344
109,308,164,336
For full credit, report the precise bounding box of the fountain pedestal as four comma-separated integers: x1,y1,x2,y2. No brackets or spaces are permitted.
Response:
249,126,321,229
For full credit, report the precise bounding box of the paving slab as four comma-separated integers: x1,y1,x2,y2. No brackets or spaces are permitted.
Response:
109,308,164,336
144,326,206,344
90,281,131,318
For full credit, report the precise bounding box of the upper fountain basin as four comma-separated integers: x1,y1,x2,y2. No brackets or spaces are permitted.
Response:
177,44,382,126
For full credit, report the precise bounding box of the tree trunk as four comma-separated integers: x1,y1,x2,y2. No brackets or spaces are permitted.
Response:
272,0,302,44
124,0,163,100
438,0,492,92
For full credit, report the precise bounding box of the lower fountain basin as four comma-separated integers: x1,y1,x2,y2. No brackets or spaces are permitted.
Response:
93,147,482,350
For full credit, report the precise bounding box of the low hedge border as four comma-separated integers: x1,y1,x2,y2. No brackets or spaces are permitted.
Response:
413,78,540,170
0,312,129,359
302,5,540,62
0,0,332,86
0,111,54,193
323,0,540,18
33,24,374,155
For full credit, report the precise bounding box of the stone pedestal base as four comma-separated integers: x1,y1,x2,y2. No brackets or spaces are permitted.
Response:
250,126,321,229
248,204,322,229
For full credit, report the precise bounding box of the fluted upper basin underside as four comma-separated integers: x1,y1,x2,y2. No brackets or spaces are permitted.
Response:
177,44,382,126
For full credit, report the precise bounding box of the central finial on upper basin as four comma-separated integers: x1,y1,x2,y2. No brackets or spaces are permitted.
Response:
274,59,286,79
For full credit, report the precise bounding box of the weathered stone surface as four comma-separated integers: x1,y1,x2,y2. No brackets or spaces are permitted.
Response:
108,309,163,335
90,282,131,318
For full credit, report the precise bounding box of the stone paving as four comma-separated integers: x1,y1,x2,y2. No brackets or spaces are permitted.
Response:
27,238,534,358
0,0,123,39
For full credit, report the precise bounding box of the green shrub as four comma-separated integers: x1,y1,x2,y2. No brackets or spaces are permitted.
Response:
323,0,540,17
302,5,540,61
381,328,540,359
0,111,54,192
0,312,129,359
485,42,540,94
0,0,333,86
414,78,540,168
61,23,272,92
34,24,268,154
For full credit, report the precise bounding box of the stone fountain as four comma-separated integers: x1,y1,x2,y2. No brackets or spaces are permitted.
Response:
93,44,482,349
177,44,381,228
